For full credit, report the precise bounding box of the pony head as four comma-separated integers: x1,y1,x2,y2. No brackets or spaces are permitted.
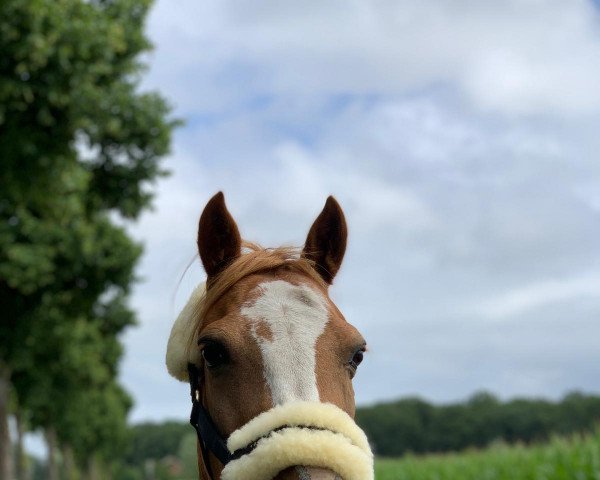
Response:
167,192,372,480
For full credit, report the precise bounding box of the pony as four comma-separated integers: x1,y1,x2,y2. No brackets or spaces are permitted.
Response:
166,192,373,480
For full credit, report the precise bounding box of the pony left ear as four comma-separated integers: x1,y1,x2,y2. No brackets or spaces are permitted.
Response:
197,192,242,283
302,196,347,285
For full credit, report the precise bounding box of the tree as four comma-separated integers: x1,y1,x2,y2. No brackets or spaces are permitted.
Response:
0,0,178,477
125,422,191,467
5,176,143,478
354,391,600,457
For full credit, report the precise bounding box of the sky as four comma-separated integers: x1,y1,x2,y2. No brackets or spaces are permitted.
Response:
121,0,600,423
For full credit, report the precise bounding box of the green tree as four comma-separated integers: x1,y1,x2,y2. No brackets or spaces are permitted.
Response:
356,397,434,456
125,422,191,467
355,391,600,457
6,187,142,478
0,0,178,477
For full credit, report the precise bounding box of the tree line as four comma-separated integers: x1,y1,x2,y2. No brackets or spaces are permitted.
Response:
355,391,600,456
0,0,177,479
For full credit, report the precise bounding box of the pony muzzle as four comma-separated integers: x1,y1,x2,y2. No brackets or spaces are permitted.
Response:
221,401,374,480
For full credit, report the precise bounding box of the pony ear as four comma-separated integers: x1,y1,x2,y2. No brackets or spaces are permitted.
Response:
302,196,347,284
197,192,242,282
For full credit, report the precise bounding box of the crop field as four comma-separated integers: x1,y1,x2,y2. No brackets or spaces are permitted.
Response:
375,429,600,480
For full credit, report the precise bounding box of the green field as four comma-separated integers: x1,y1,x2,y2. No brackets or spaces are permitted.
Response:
375,430,600,480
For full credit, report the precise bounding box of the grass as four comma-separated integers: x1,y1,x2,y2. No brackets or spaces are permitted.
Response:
375,430,600,480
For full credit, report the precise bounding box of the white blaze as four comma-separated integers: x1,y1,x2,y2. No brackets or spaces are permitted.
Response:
241,280,329,405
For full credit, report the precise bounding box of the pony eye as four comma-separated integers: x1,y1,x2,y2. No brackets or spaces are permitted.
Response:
201,343,228,368
349,348,365,370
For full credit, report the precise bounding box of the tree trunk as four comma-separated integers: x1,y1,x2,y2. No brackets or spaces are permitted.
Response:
0,363,14,480
85,456,98,480
62,445,77,480
44,428,59,480
143,459,156,480
14,411,24,480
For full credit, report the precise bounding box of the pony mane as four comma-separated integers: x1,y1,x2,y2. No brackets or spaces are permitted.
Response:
186,242,327,360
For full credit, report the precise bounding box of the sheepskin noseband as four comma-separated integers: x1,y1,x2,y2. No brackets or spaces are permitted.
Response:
221,400,373,480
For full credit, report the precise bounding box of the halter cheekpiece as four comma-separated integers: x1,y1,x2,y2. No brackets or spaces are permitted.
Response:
188,363,232,476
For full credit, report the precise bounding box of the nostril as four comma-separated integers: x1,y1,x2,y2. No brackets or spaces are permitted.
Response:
273,466,342,480
273,467,297,480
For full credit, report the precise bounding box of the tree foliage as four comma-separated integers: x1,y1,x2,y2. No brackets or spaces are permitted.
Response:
0,0,177,476
0,0,173,218
355,391,600,456
125,422,191,467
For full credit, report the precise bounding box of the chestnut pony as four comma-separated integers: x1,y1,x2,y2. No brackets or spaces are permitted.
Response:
168,192,369,480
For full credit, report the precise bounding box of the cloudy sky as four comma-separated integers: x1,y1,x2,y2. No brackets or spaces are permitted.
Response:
122,0,600,422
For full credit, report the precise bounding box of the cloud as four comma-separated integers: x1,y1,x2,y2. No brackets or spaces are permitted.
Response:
473,271,600,320
144,0,600,117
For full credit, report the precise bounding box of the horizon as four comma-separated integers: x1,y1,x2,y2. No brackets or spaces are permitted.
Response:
128,388,600,426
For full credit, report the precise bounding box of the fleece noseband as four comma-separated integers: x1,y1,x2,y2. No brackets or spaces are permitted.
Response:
187,364,374,480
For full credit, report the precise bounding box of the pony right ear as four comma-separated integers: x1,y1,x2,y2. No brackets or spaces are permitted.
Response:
302,196,347,285
197,192,242,282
